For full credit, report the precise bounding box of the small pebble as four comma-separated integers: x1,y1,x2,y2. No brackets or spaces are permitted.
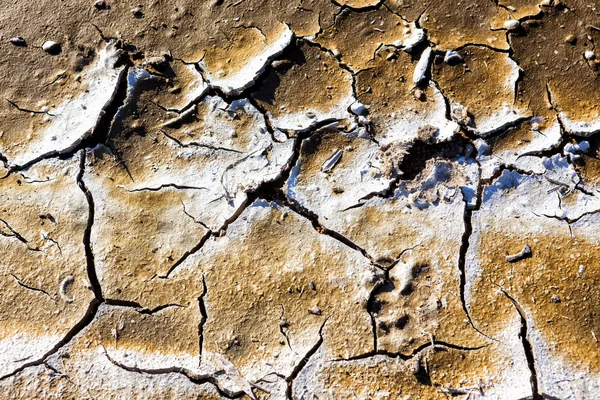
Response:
540,0,553,6
308,306,322,316
42,41,60,54
504,20,521,31
584,50,595,60
271,60,290,69
414,89,424,100
444,50,463,64
131,6,143,18
94,0,108,9
551,294,561,303
565,34,577,44
10,37,26,47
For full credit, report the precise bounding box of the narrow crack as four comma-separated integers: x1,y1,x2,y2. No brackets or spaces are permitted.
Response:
0,218,31,246
332,338,490,363
10,274,56,302
118,183,209,192
160,130,243,154
160,230,212,279
4,66,129,175
102,348,246,399
285,318,328,399
495,285,542,400
198,274,209,366
0,299,102,381
5,98,55,116
76,151,104,301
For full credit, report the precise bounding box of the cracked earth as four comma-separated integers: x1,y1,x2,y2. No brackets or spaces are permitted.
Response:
1,0,600,399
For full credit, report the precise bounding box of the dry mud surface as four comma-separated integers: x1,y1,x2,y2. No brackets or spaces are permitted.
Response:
1,0,600,399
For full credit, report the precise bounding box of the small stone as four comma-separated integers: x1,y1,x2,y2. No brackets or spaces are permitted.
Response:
405,355,422,375
9,37,26,47
308,305,322,315
271,60,290,69
42,41,60,55
551,294,561,303
503,20,521,31
540,0,553,6
414,89,424,100
305,111,316,118
444,50,463,64
94,0,108,9
131,6,143,18
309,281,316,291
584,50,595,60
565,34,577,44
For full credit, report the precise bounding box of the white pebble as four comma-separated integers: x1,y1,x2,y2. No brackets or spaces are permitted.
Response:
42,40,60,53
504,20,521,31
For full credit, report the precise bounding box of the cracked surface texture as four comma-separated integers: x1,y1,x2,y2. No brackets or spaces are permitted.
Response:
1,0,600,399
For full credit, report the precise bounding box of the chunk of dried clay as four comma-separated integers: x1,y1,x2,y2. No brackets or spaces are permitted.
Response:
356,48,458,146
467,168,600,398
252,41,355,132
168,200,382,396
316,7,425,72
199,23,293,95
0,42,125,167
433,46,526,136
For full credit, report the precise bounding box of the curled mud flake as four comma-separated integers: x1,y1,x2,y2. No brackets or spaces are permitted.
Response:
59,275,75,303
433,46,526,136
503,19,521,31
251,41,355,132
315,7,422,72
0,42,125,167
419,0,510,50
505,244,532,263
308,305,322,316
334,0,381,7
199,22,294,95
356,48,458,146
444,50,463,64
511,4,600,136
